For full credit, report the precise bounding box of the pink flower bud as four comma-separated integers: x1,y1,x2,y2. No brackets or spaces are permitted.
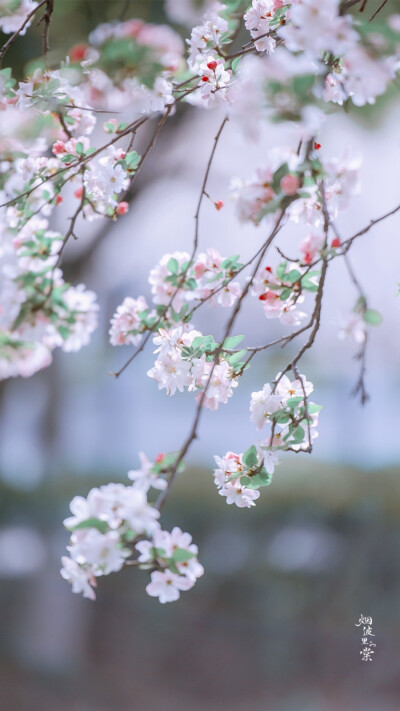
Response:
69,44,88,62
214,200,224,210
194,263,206,279
52,140,65,155
116,201,129,215
103,118,118,133
280,174,300,196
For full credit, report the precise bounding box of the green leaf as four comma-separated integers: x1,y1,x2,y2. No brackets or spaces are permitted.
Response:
171,548,196,563
276,262,287,279
242,445,258,468
57,325,70,340
125,150,140,169
293,74,315,97
272,162,289,193
291,425,305,444
363,308,382,326
240,470,272,489
287,269,302,284
167,257,179,274
231,56,241,73
178,304,189,318
228,349,247,367
256,195,282,222
301,271,320,292
68,517,109,534
166,561,180,575
185,277,197,290
307,403,323,414
279,287,292,301
223,335,244,349
272,410,290,424
286,396,303,409
154,547,167,557
191,335,218,352
221,254,240,270
169,307,181,323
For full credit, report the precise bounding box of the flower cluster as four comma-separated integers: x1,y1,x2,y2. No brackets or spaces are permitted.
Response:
231,146,360,228
147,326,241,410
213,445,279,508
109,296,150,347
0,0,38,35
150,248,242,310
69,18,184,113
251,260,320,326
2,0,397,606
109,248,243,348
244,1,290,53
137,527,204,603
186,2,233,108
61,453,203,603
250,373,321,451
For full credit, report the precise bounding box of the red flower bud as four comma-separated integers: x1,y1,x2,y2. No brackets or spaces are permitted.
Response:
201,76,209,82
331,237,341,248
69,44,88,62
207,60,218,70
314,142,321,150
214,200,224,211
116,201,129,216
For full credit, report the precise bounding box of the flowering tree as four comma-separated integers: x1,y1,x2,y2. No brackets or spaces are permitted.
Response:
1,0,399,603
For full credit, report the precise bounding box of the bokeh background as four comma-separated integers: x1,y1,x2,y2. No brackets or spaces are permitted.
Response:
1,1,400,709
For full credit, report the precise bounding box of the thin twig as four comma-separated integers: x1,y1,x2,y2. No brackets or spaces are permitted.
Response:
0,0,48,64
112,116,228,379
155,212,285,512
369,0,388,22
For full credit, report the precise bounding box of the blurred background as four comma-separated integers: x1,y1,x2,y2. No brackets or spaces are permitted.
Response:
1,1,400,709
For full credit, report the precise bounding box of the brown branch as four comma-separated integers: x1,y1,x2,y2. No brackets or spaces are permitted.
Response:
0,0,48,64
154,212,285,512
351,333,370,404
112,115,229,379
0,115,149,210
340,202,400,254
328,221,370,404
193,116,228,254
369,0,388,22
339,0,364,14
38,0,53,55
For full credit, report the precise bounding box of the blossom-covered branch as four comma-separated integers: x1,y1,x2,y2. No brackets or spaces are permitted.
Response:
1,0,399,603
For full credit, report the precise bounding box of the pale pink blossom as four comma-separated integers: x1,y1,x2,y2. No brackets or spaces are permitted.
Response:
280,173,300,196
60,556,97,600
146,569,194,603
299,234,324,264
109,296,149,347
